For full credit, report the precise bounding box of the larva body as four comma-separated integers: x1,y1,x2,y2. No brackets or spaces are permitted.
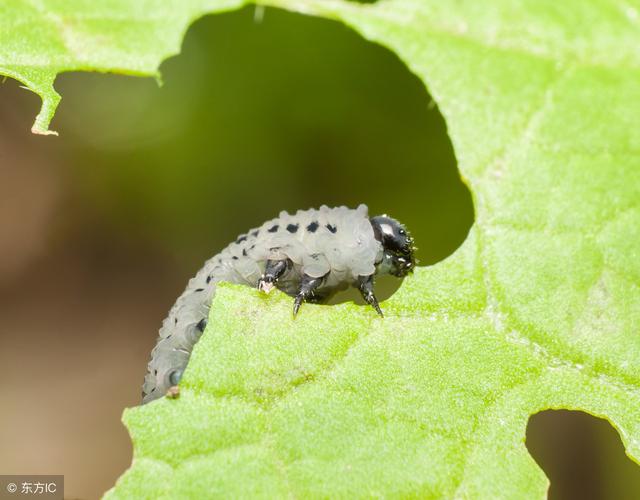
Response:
142,204,414,404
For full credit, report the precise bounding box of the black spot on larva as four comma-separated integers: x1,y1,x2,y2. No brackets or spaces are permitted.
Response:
196,318,207,332
195,288,204,292
206,275,212,284
242,249,248,257
232,256,238,260
250,244,255,250
154,369,158,375
236,235,247,244
268,224,279,233
307,221,319,232
251,230,259,237
310,253,320,260
326,224,337,233
174,317,178,325
287,223,299,233
167,334,172,339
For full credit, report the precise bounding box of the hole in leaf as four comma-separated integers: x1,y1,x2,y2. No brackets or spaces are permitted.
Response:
52,5,473,302
526,410,640,500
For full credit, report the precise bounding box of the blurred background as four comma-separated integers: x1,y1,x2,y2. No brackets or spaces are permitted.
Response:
0,6,638,499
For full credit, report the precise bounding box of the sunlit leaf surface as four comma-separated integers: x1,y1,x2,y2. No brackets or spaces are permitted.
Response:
3,0,639,497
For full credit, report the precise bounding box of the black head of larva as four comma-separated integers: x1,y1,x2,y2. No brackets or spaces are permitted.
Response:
370,215,416,277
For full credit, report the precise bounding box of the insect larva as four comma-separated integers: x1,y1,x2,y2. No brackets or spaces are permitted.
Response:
142,204,415,403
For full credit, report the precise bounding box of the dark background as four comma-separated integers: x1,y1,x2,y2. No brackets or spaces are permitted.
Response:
0,6,638,498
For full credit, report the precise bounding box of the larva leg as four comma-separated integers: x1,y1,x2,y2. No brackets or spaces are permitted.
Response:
168,368,183,386
293,273,325,316
358,275,384,317
258,259,291,293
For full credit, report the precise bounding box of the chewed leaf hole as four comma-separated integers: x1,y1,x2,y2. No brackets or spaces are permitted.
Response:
526,410,640,499
51,5,473,305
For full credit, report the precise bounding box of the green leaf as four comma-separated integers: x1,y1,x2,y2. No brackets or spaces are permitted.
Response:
0,0,245,134
4,0,639,497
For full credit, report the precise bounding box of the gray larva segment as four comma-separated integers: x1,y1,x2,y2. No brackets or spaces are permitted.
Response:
142,204,383,404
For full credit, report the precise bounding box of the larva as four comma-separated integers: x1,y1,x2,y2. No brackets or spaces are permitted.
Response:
142,204,415,404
